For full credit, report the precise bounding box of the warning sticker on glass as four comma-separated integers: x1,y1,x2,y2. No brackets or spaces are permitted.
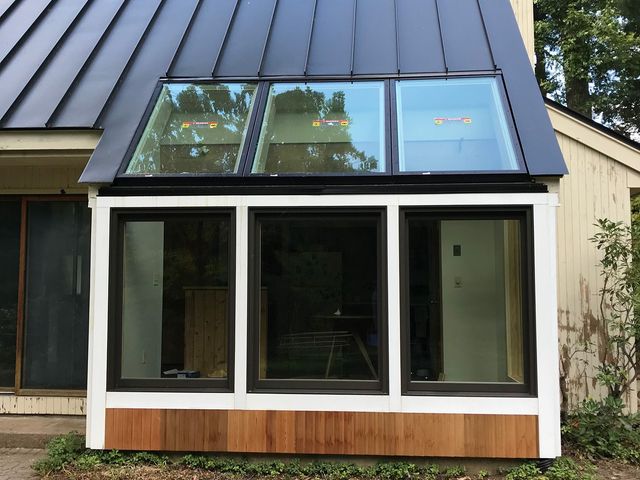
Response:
433,117,472,126
312,119,349,127
181,121,218,129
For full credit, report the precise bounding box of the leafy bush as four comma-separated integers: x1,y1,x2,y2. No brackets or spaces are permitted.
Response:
33,432,85,474
545,457,596,480
562,397,640,462
505,463,542,480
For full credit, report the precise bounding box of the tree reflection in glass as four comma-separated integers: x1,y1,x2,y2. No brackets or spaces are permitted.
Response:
126,83,258,174
252,82,385,174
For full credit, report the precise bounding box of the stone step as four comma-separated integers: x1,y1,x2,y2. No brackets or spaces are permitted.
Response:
0,415,85,449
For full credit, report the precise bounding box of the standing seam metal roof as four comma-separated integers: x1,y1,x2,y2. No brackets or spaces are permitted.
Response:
0,0,567,183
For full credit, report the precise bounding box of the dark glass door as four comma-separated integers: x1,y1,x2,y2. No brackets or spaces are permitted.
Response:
22,201,90,390
0,201,20,388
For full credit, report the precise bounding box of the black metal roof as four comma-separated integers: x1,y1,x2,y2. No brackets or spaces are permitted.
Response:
0,0,567,183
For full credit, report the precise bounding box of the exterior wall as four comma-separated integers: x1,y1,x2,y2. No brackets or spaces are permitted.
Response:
0,133,96,415
509,0,535,64
87,192,561,458
554,130,638,412
0,396,85,415
0,165,87,194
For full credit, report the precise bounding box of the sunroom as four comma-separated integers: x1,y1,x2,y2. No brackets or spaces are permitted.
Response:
78,0,565,460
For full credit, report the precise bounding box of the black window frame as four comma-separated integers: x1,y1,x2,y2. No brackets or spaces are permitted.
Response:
399,206,536,397
247,207,388,394
117,80,266,178
108,208,236,392
116,73,532,183
390,75,528,176
244,79,393,177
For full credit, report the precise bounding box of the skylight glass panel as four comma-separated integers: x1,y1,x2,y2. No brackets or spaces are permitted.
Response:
125,83,258,175
251,82,386,174
395,77,521,173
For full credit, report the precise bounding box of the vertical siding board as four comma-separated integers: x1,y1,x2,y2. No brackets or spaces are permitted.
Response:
555,128,636,411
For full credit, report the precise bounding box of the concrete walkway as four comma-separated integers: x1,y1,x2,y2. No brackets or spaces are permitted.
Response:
0,415,85,448
0,448,45,480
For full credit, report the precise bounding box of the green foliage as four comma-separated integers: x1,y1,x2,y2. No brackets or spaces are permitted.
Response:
545,457,596,480
505,462,542,480
535,0,640,138
562,397,640,462
32,432,85,474
589,218,640,400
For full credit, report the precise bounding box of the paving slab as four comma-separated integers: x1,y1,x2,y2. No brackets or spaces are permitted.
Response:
0,448,45,480
0,415,85,448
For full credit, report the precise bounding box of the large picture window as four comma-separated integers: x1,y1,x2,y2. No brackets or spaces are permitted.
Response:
251,82,386,175
125,83,258,175
401,209,533,394
248,210,386,392
395,77,521,174
112,211,234,390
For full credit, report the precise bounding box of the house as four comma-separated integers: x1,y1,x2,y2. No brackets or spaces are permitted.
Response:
0,0,635,460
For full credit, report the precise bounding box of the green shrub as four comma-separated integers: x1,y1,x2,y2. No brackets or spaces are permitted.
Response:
32,432,86,474
504,463,542,480
442,465,465,478
562,397,640,462
545,457,596,480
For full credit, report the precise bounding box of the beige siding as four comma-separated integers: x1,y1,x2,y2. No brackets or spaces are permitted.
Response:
555,131,637,411
0,395,85,415
0,165,87,193
509,0,535,65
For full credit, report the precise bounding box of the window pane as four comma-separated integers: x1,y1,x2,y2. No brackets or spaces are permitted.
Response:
120,215,230,381
126,83,258,175
396,78,520,173
22,202,91,390
256,213,381,382
252,82,385,174
406,215,525,384
0,201,20,387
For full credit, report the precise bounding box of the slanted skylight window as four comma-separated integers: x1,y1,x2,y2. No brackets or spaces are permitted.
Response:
251,82,386,174
125,83,258,175
395,77,521,173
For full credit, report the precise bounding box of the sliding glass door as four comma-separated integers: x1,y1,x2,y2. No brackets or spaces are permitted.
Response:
0,197,90,393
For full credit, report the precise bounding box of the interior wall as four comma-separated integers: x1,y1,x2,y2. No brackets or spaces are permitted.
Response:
441,220,507,382
121,222,164,378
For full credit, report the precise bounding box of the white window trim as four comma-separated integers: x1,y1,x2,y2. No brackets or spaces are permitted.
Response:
86,192,560,458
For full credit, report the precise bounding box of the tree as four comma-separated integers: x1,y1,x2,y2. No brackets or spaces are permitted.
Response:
535,0,640,138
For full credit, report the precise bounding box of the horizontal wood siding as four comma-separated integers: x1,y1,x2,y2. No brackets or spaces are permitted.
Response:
105,409,539,458
0,395,86,415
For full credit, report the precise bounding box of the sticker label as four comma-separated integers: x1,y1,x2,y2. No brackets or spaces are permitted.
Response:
181,121,218,129
312,119,349,127
434,117,472,126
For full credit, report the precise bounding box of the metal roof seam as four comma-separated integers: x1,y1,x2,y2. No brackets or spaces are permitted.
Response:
434,0,448,74
0,0,93,126
350,0,357,76
0,0,21,28
165,0,202,78
257,0,279,77
46,0,130,128
0,0,54,71
93,0,165,129
303,0,318,76
476,0,497,70
211,0,240,77
393,0,400,74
